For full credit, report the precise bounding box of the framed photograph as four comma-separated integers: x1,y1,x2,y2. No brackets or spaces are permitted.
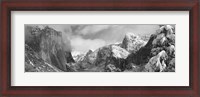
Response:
1,0,199,96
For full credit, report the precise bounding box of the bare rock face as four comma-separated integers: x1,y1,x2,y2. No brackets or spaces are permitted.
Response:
112,45,130,59
25,44,62,72
25,26,75,72
95,45,130,71
122,33,146,53
144,50,168,72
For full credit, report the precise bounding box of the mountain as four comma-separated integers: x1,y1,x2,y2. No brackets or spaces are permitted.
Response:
25,26,75,72
72,51,85,62
121,33,146,53
126,25,175,72
25,25,175,72
73,44,130,72
73,32,147,72
95,45,130,72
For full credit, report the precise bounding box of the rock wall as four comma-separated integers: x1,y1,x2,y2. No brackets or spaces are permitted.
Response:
25,26,75,71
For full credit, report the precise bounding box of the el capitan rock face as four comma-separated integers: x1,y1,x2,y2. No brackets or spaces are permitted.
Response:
25,25,175,72
25,44,62,72
25,26,75,72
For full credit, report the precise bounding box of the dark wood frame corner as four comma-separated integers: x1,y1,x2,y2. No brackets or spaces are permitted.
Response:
1,0,200,97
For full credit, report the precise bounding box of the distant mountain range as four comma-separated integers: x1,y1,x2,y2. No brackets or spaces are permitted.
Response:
25,25,175,72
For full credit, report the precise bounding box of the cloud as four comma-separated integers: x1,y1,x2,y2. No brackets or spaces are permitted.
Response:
72,25,160,43
75,25,110,35
26,24,164,53
71,36,106,53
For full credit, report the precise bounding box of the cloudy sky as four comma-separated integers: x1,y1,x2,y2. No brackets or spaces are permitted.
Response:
26,24,161,54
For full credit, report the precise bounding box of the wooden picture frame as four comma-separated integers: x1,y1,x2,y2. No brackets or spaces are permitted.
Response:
0,0,199,96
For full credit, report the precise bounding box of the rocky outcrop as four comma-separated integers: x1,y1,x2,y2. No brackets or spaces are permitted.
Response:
25,26,75,72
105,64,121,72
164,58,175,72
121,33,146,53
144,50,168,72
74,49,99,70
165,45,175,58
112,45,130,59
75,44,130,72
126,25,175,68
94,45,130,71
83,49,98,65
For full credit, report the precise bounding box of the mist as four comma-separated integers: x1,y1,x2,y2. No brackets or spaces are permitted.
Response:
25,24,161,54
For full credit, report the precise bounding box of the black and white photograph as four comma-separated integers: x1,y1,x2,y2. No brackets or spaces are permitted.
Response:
25,24,175,72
